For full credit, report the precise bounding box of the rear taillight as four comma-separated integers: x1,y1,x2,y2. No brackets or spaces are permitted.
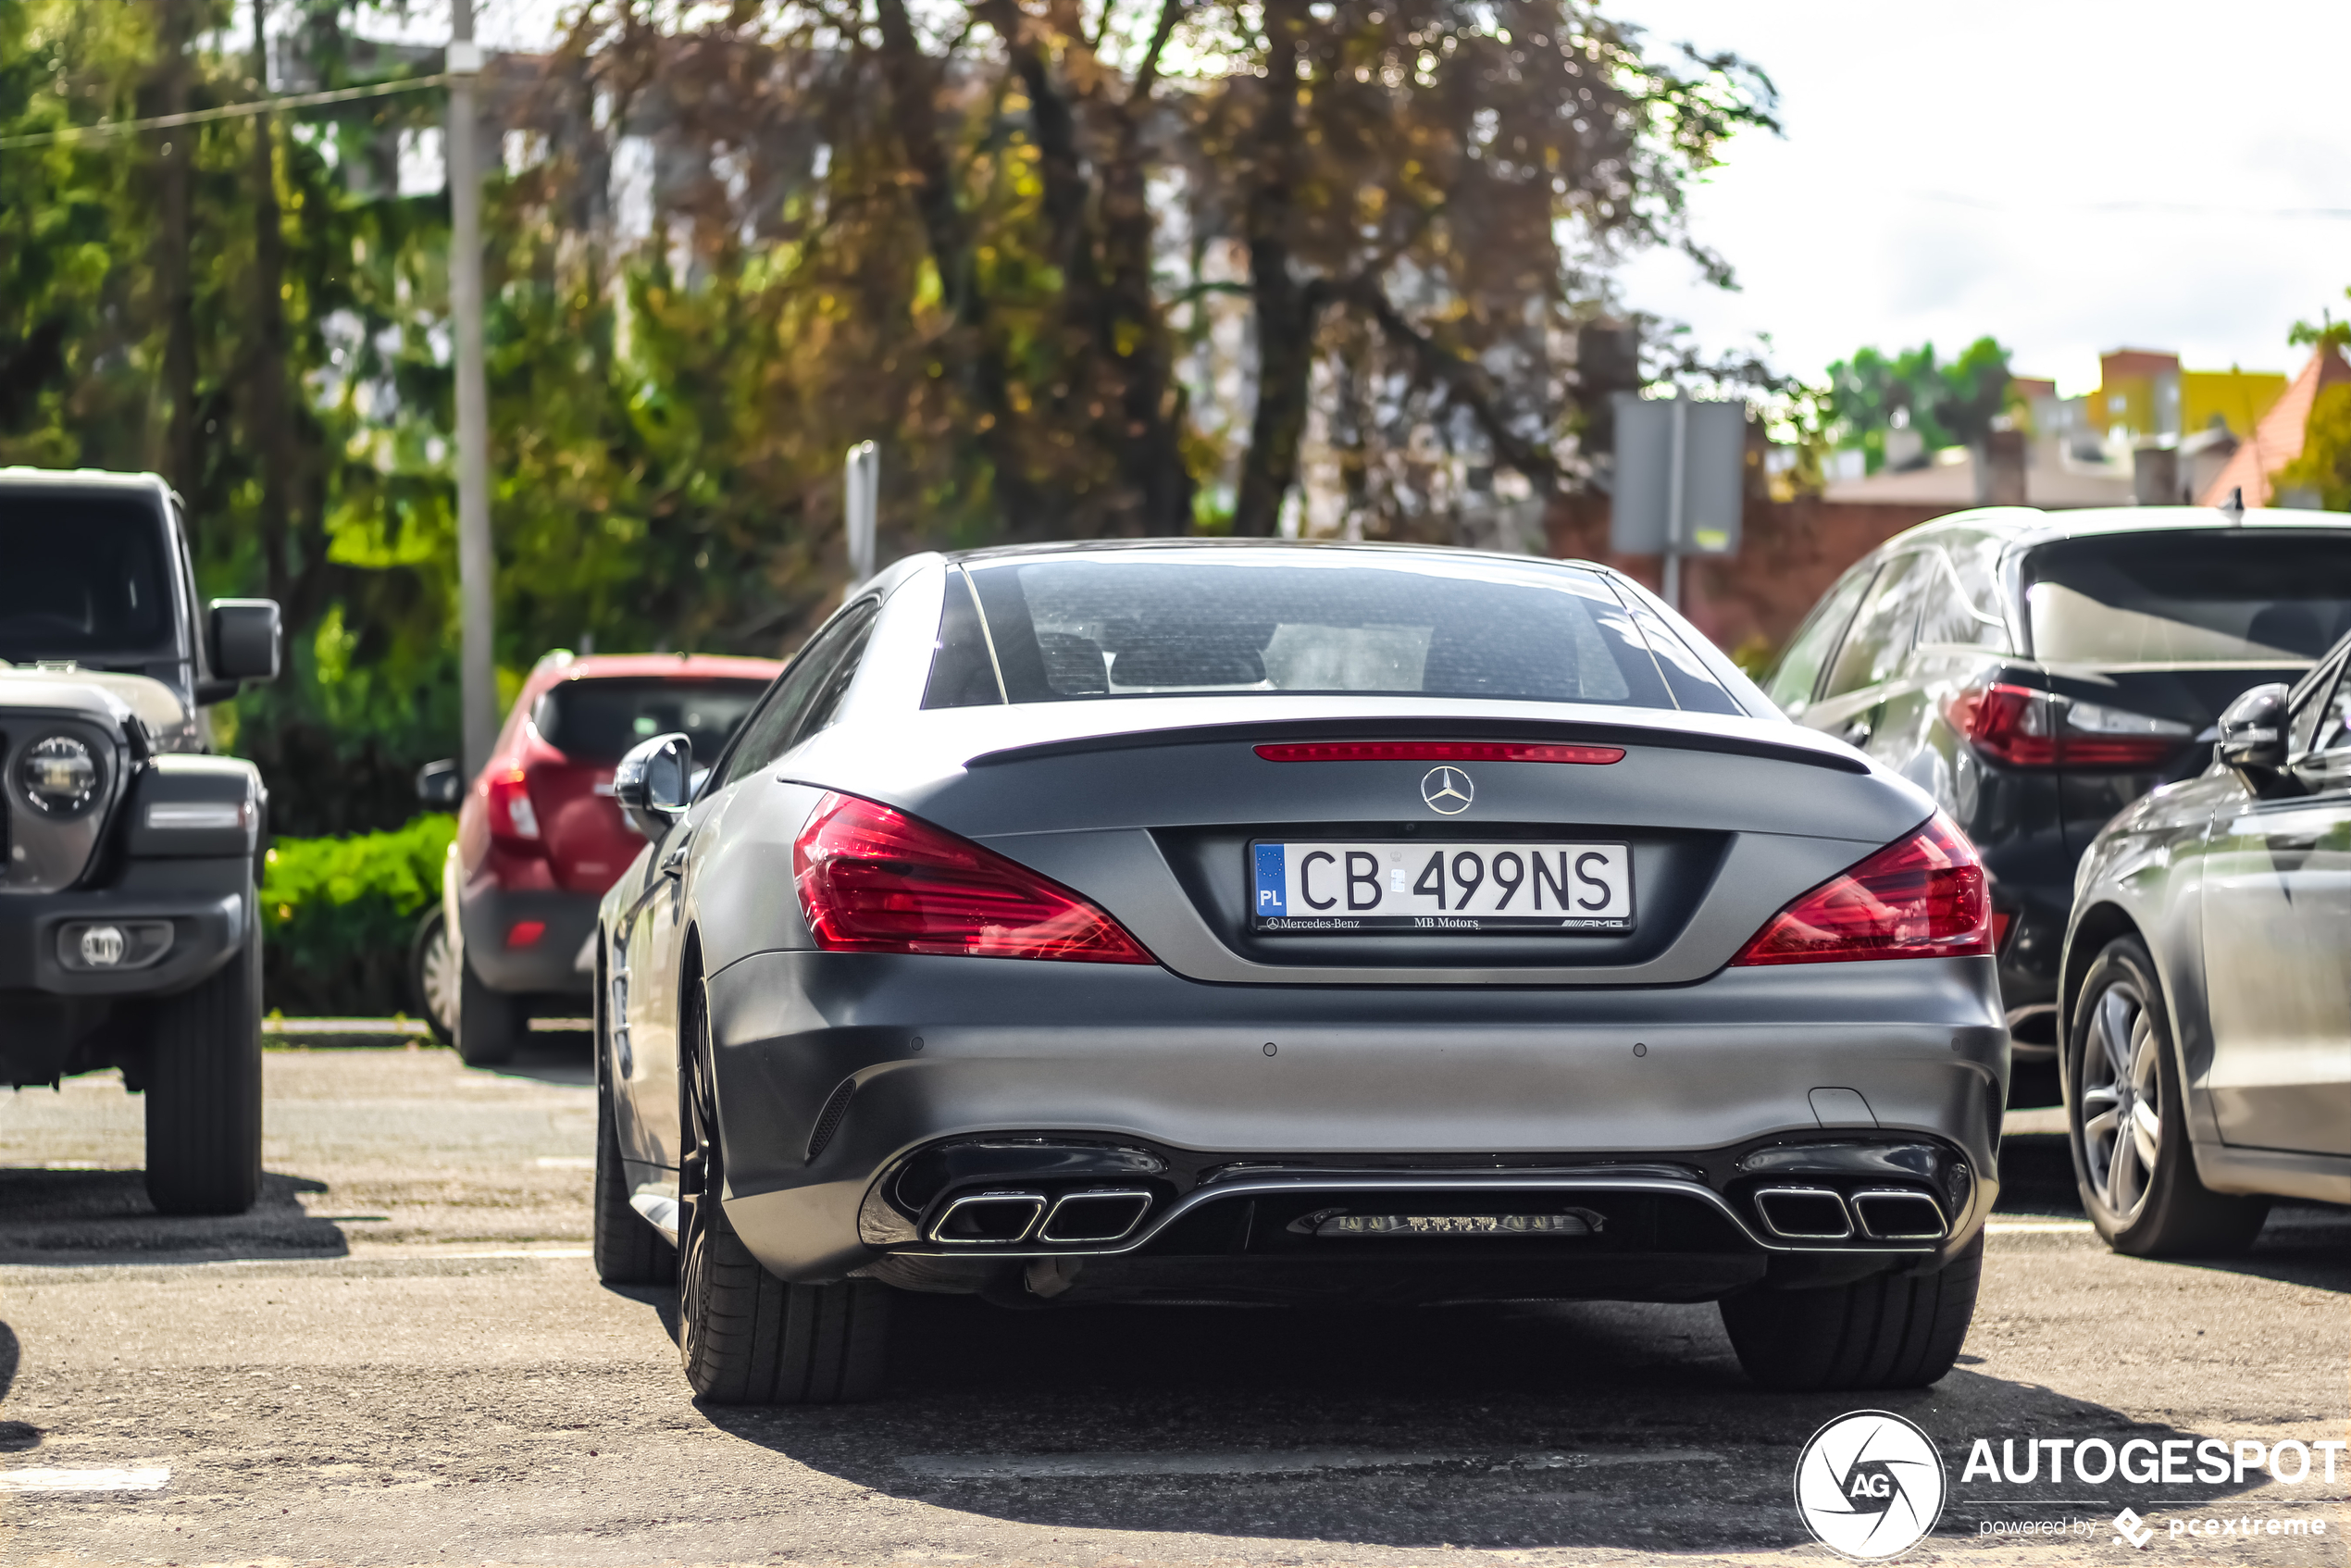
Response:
793,792,1156,964
1943,683,2191,769
1731,812,1991,966
487,766,542,845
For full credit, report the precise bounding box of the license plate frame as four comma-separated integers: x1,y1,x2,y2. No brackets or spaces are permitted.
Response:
1248,840,1636,935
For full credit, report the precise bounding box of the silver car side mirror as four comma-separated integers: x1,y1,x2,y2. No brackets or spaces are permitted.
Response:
614,732,693,839
2215,682,2289,777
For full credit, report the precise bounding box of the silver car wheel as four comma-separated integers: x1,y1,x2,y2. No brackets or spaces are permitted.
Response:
2079,979,2162,1222
419,916,462,1041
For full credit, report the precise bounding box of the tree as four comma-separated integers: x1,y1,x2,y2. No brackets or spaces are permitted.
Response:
1825,336,2012,472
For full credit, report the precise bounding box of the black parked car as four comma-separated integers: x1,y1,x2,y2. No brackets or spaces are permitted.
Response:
1762,504,2351,1057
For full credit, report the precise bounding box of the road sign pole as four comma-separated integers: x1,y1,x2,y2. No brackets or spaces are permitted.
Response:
1662,396,1687,613
845,442,878,586
449,6,494,778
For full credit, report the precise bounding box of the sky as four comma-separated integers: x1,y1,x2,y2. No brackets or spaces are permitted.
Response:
347,0,2346,398
1605,0,2348,394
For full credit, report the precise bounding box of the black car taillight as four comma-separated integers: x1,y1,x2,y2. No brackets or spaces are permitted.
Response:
1943,682,2192,769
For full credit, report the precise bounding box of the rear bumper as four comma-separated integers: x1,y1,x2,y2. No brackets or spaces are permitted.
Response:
458,884,598,995
695,950,2009,1288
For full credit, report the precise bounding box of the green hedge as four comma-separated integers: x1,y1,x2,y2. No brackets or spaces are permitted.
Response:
260,815,455,1017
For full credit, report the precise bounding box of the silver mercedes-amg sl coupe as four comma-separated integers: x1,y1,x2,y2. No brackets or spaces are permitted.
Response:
591,541,2005,1403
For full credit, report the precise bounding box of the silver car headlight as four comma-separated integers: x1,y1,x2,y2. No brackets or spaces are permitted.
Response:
19,734,102,816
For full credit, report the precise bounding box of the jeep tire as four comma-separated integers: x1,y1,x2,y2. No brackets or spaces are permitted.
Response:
143,936,265,1216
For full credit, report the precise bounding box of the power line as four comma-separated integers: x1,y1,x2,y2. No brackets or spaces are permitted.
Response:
1908,189,2351,220
0,74,453,152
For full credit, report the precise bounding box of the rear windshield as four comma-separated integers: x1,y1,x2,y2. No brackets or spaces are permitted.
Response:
2023,531,2351,666
0,493,176,662
923,550,1740,714
532,678,770,764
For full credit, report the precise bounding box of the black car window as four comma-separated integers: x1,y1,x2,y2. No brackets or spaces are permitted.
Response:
791,612,878,746
1766,568,1874,716
922,569,1004,708
1822,553,1930,700
2022,531,2351,666
927,551,1684,711
712,601,877,788
531,678,769,765
1916,550,2009,652
2295,658,2351,758
0,493,176,661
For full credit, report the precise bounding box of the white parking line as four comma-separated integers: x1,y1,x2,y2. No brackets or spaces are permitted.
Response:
0,1467,169,1493
1986,1220,2096,1233
896,1449,1723,1479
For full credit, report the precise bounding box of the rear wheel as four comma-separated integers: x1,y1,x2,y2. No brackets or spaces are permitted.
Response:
457,952,527,1068
409,907,459,1046
1719,1233,1982,1391
2066,935,2268,1256
144,937,264,1216
677,959,889,1404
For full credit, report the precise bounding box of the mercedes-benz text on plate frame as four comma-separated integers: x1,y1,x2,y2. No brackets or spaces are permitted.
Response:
1252,840,1634,933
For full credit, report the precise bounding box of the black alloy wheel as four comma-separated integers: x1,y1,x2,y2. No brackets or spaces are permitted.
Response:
675,952,890,1404
2064,935,2268,1256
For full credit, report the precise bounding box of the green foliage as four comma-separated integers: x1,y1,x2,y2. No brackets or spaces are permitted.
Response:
259,814,454,1015
1824,337,2013,471
2277,382,2351,512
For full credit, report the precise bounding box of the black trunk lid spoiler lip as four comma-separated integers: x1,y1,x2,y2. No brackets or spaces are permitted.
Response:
967,716,1869,775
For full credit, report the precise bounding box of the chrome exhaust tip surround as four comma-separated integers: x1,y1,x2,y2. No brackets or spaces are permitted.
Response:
929,1191,1048,1244
1753,1186,1855,1241
1038,1189,1154,1244
1850,1189,1948,1241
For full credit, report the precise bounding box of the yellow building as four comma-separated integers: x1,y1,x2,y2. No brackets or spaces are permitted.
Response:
2089,348,2286,441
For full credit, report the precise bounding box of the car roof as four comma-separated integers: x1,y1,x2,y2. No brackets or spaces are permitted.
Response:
518,651,784,699
0,467,171,496
1876,503,2351,558
946,537,1614,571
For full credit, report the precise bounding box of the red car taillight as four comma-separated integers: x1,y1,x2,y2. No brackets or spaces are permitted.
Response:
793,792,1156,964
1943,683,2190,769
486,766,542,847
1731,812,1991,966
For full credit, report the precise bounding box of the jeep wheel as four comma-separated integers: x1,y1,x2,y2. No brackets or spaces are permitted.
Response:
144,937,264,1216
1719,1232,1982,1391
457,952,528,1067
409,907,459,1046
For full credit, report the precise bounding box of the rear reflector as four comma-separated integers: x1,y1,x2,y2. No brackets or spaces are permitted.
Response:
1731,811,1992,966
794,792,1156,964
1254,741,1624,765
506,920,546,949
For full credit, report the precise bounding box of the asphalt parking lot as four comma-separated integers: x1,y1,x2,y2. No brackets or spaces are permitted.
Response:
2,1042,2345,1566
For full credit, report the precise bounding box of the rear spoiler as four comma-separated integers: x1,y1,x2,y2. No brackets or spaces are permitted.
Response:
968,716,1869,775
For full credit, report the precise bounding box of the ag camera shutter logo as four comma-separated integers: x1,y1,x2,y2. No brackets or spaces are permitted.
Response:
1794,1411,1947,1560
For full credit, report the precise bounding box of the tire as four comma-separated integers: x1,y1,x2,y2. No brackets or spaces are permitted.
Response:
677,961,889,1404
143,936,264,1216
594,1039,674,1286
409,907,459,1046
1720,1233,1983,1391
456,952,527,1067
2065,935,2269,1256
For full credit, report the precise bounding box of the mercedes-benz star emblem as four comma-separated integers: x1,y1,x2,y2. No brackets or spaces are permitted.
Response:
1420,766,1474,815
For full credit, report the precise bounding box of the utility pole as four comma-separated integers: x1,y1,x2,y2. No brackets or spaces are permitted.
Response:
448,6,495,777
1661,394,1688,614
844,442,878,586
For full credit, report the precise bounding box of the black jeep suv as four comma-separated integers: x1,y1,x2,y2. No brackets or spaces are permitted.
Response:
1,468,281,1214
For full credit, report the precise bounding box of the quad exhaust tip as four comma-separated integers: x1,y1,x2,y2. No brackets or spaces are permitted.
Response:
1752,1187,1854,1241
1850,1188,1948,1241
927,1188,1155,1246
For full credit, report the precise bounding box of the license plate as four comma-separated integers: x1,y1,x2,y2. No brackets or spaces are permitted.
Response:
1250,840,1634,934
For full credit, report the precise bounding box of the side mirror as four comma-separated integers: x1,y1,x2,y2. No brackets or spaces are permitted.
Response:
416,758,463,810
207,599,282,684
614,732,693,840
2216,682,2290,778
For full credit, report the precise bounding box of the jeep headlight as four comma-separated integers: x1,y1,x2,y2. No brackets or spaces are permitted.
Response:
19,734,101,816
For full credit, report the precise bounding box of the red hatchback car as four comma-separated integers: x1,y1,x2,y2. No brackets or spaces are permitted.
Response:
413,651,783,1063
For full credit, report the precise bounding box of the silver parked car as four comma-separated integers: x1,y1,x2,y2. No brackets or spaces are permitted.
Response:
591,541,2006,1403
2061,628,2351,1253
